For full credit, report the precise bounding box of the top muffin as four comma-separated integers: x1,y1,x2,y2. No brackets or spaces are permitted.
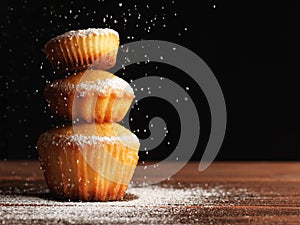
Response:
44,28,119,73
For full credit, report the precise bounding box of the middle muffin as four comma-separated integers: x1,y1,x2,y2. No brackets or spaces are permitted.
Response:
45,70,134,123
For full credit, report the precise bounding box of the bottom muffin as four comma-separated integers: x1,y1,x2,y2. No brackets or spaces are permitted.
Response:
37,123,139,201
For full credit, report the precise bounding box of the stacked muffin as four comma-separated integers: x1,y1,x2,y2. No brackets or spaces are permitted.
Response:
37,28,140,201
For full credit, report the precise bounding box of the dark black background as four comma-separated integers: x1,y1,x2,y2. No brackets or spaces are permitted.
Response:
0,0,299,161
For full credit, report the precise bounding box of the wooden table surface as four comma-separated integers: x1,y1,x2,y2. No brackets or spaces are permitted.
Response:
1,160,300,224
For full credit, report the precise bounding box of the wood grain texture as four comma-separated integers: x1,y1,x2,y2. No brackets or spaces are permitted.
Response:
1,161,300,224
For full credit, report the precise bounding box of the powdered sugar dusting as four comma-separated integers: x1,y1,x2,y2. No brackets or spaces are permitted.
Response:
0,184,253,224
50,28,119,41
40,133,139,149
50,77,134,96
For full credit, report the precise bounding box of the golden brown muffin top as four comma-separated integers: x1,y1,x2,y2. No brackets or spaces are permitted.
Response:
46,70,134,96
45,28,119,45
38,122,140,151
